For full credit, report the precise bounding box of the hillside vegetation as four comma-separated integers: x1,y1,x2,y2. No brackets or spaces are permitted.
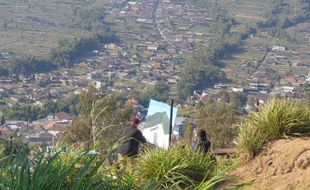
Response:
1,97,310,189
236,98,310,159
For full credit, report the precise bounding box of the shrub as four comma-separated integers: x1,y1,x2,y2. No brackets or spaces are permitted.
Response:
236,98,310,159
0,142,229,190
134,145,217,189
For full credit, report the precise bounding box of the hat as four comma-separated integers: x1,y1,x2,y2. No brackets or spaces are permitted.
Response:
132,115,141,125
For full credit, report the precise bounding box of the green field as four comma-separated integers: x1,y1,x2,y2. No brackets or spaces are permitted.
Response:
0,0,112,57
216,0,310,82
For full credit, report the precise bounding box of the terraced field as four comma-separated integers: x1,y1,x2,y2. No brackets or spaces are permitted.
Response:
0,0,111,57
218,0,310,83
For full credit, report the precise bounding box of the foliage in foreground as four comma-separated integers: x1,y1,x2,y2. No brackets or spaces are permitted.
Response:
236,98,310,159
0,143,228,190
122,145,222,190
0,148,120,190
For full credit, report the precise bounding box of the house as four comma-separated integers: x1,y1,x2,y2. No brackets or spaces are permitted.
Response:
279,75,300,87
272,45,286,51
147,45,158,51
214,83,227,89
232,87,243,92
54,112,74,122
44,122,68,136
6,121,28,130
24,125,47,137
105,43,118,50
34,73,49,81
281,86,295,93
27,133,53,146
136,18,146,23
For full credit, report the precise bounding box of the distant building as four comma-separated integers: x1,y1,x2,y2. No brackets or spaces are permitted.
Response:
214,83,227,89
136,18,147,23
272,45,286,51
232,87,243,92
43,121,68,136
54,112,74,123
104,43,118,50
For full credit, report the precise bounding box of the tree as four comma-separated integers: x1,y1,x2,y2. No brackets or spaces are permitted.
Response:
196,99,238,148
62,87,133,149
151,82,170,102
179,93,246,148
177,61,225,99
4,104,42,122
229,92,247,109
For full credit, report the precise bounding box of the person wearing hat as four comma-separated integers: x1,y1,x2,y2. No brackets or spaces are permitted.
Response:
118,115,146,158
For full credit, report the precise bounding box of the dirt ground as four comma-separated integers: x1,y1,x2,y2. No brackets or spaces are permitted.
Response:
230,138,310,190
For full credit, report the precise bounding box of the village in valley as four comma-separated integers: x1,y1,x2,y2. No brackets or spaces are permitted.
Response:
0,0,309,146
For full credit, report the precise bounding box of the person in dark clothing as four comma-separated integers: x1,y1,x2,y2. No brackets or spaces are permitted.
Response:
118,115,146,157
193,128,211,153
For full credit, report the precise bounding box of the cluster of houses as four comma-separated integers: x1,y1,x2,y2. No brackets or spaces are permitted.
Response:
194,66,309,112
0,111,74,146
0,71,89,107
89,0,217,89
0,0,309,147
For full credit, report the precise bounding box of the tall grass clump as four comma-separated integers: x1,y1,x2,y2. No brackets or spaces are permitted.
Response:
0,142,229,189
236,98,310,159
134,145,219,189
0,145,133,190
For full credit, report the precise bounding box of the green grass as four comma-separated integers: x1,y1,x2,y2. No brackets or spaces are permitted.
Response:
132,145,221,189
0,146,124,190
236,98,310,160
0,141,229,190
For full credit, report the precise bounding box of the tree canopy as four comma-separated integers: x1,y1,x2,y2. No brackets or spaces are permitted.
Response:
177,60,225,99
61,86,133,149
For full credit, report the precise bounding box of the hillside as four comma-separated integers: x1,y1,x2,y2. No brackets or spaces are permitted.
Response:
218,0,310,83
0,0,111,57
231,138,310,189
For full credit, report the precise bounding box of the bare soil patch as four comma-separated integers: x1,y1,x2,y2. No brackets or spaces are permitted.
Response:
231,138,310,190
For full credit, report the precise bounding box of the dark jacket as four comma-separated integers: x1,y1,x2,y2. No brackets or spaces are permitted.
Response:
194,137,211,153
118,125,146,157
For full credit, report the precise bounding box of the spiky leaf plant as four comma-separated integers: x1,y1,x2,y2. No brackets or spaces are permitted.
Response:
237,98,310,159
